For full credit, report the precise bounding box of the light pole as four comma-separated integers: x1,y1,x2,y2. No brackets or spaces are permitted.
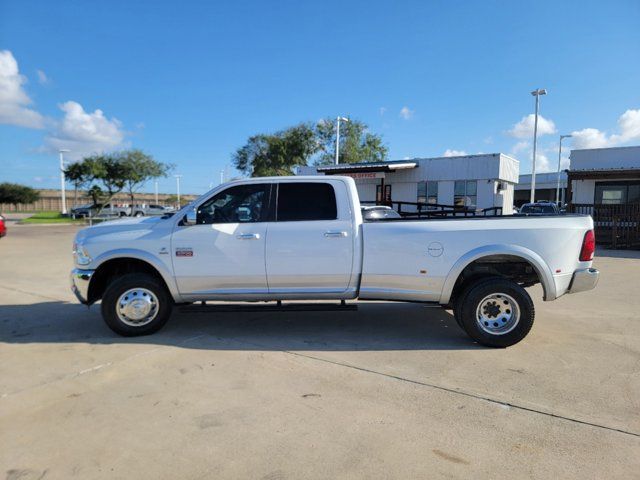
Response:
335,116,349,165
59,149,70,214
154,180,159,204
530,88,547,203
556,134,572,205
174,174,182,207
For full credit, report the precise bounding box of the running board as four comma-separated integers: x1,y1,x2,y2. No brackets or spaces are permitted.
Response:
178,301,358,313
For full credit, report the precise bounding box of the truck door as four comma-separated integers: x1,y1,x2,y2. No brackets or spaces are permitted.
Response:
265,181,355,294
171,183,271,296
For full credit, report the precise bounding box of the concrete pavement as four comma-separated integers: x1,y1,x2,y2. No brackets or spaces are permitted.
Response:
1,224,639,479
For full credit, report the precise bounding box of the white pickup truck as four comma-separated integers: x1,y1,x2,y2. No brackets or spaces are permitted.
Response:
71,176,599,347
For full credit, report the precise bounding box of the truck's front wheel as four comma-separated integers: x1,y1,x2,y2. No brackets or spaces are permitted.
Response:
457,277,534,348
101,273,173,336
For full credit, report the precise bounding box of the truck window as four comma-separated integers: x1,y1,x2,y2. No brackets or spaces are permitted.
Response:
197,184,269,224
277,182,337,221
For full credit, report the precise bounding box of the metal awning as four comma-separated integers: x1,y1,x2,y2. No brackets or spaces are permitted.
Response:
317,161,417,174
567,168,640,180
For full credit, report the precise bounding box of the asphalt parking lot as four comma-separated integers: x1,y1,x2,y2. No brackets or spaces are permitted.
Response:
1,224,639,479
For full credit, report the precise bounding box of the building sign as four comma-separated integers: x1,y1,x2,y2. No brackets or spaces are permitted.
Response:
343,172,385,180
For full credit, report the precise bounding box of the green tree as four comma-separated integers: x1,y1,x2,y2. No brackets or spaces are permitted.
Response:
64,153,128,214
0,182,40,207
65,161,91,207
119,149,172,207
87,185,105,206
233,123,319,177
164,194,179,206
314,118,387,165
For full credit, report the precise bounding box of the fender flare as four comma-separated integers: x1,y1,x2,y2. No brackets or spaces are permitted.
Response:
91,248,183,302
439,244,556,304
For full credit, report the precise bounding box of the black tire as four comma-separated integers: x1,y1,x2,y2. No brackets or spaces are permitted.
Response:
101,273,173,336
452,284,471,329
458,276,534,348
134,211,144,217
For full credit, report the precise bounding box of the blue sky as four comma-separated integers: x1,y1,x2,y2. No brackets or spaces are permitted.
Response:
1,0,640,195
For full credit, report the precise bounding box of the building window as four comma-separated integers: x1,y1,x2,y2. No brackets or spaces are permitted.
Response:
376,184,392,204
454,180,477,208
594,181,640,205
418,181,438,204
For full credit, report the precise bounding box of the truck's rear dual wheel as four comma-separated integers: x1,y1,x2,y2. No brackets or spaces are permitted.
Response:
454,277,534,348
101,273,173,336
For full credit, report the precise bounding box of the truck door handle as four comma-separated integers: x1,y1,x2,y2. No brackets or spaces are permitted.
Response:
236,233,260,240
324,230,348,238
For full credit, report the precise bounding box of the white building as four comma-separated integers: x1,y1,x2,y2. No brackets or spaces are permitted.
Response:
567,146,640,205
516,172,568,207
298,153,519,214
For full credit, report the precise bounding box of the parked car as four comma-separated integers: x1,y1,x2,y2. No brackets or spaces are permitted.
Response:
518,201,561,215
70,176,598,347
71,203,131,218
361,205,402,220
0,214,6,238
131,204,173,217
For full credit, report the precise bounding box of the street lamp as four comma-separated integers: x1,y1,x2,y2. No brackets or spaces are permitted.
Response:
58,149,70,215
530,88,547,203
556,134,572,205
154,180,159,204
335,116,349,165
174,174,182,207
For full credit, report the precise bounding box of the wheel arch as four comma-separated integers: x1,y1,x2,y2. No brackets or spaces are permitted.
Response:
87,250,181,304
440,244,555,305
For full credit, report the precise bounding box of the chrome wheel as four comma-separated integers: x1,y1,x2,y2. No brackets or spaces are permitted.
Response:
116,288,159,326
475,293,520,335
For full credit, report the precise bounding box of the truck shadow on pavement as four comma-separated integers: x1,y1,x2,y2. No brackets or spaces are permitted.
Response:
0,301,481,351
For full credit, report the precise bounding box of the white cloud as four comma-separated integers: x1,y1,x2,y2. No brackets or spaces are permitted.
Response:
399,106,414,120
443,149,467,157
511,141,530,154
570,128,609,149
572,109,640,149
534,152,552,173
36,69,49,85
44,101,126,160
508,114,556,139
612,109,640,143
510,142,565,173
0,50,45,129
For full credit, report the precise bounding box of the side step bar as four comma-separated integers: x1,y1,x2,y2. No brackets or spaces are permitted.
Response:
178,301,358,313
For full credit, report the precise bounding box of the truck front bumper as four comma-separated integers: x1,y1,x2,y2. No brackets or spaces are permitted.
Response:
567,268,599,294
70,268,95,304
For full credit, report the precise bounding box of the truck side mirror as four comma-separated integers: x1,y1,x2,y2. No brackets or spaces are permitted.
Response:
183,208,197,226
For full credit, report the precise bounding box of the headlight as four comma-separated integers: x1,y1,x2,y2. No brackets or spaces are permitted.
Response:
73,242,92,266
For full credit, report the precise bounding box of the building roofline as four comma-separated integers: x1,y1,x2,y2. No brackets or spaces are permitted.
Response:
406,153,502,161
499,153,520,164
570,145,640,153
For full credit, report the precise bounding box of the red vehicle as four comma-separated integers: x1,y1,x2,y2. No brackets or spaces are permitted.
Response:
0,214,6,238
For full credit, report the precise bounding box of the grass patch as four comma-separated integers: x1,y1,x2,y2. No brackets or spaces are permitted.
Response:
21,212,86,224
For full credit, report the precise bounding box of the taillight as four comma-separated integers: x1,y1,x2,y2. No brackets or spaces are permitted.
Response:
579,230,595,262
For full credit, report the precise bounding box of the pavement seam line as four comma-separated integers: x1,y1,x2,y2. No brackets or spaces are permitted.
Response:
0,284,65,302
0,334,207,399
278,348,640,439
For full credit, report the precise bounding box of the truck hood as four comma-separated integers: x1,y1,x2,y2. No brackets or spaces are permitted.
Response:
75,216,164,242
